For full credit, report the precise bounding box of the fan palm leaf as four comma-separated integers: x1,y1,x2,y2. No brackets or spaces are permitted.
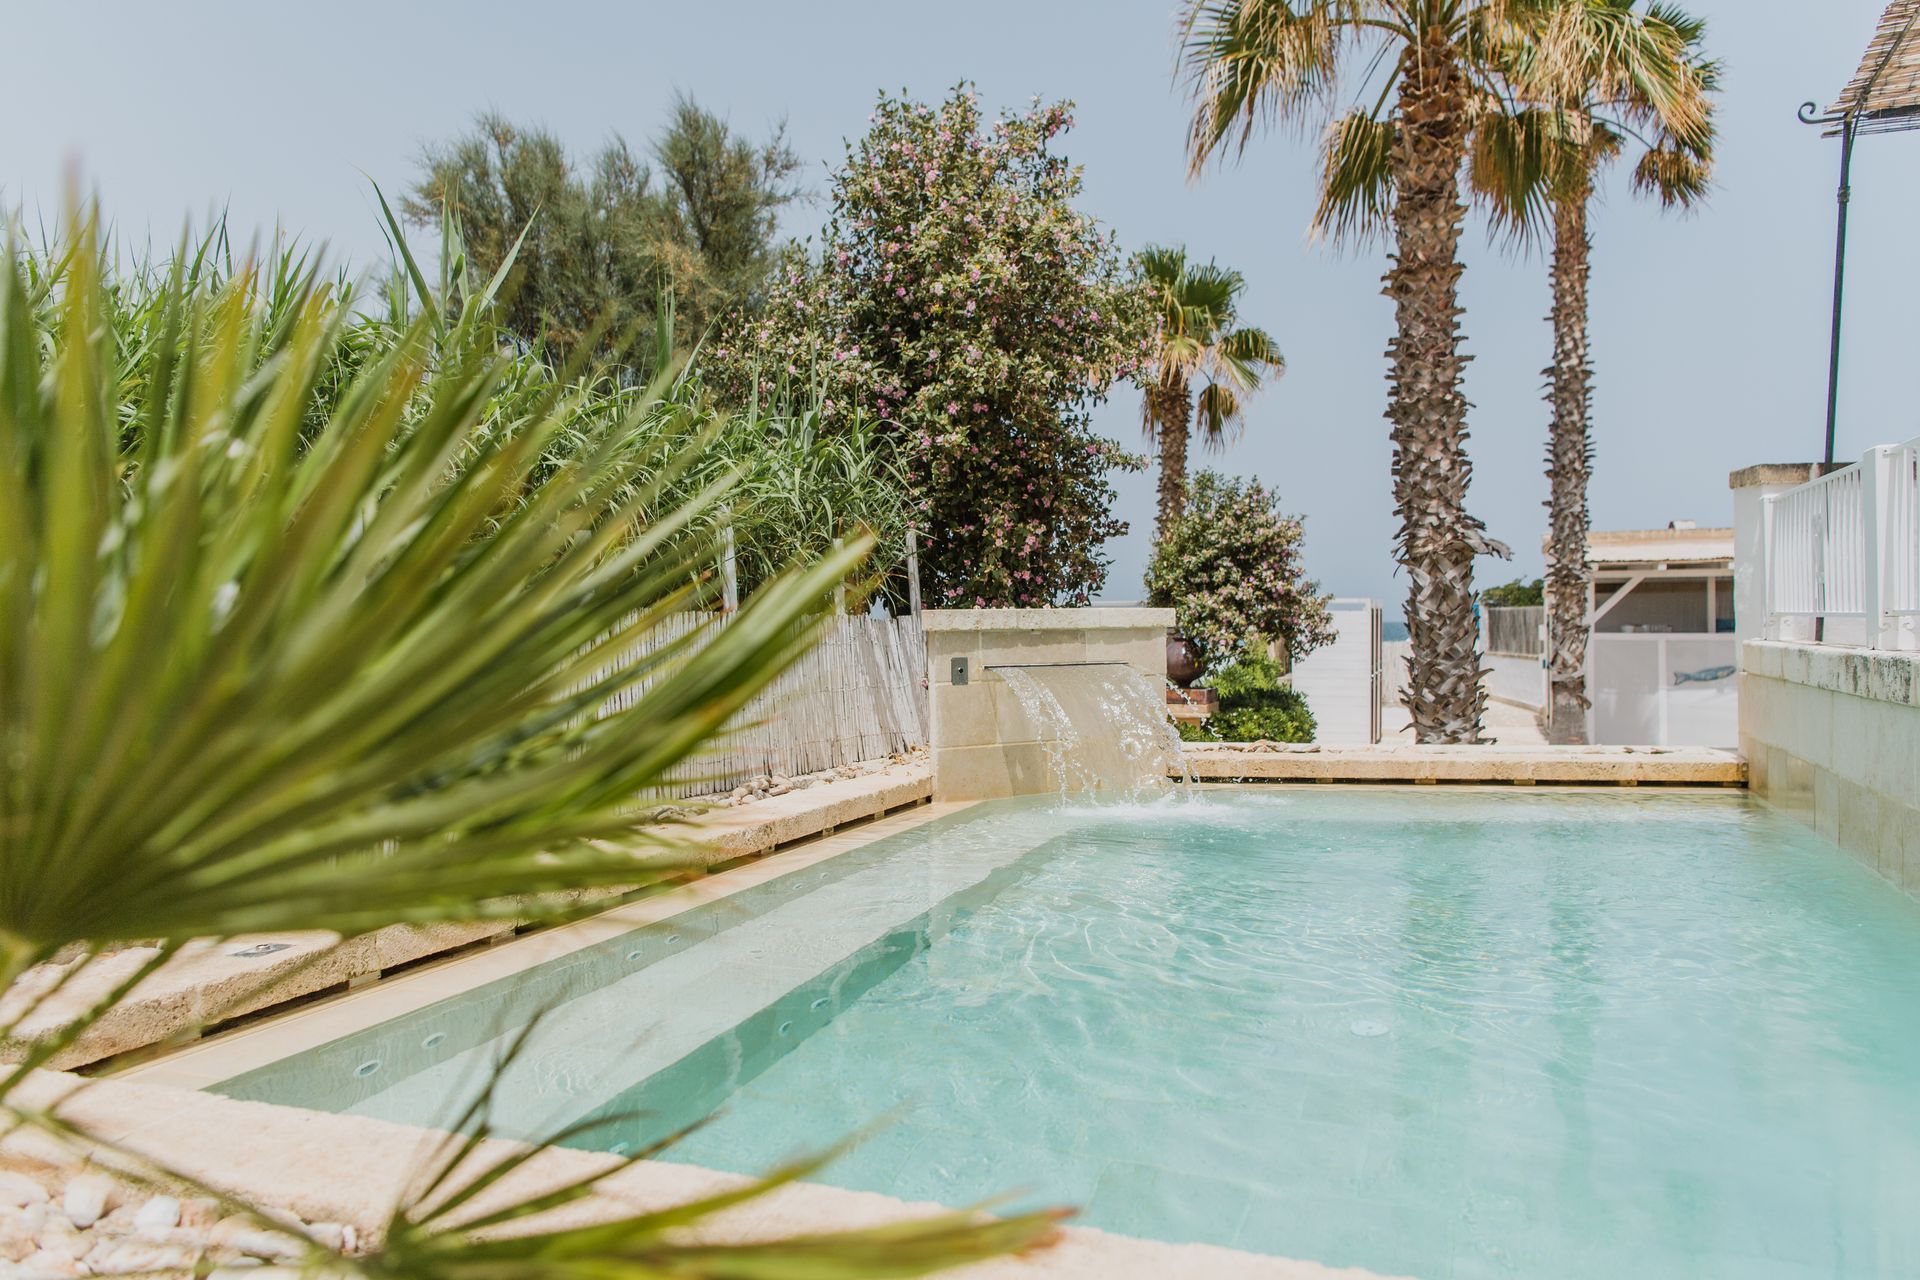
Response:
1135,244,1284,539
0,211,1057,1277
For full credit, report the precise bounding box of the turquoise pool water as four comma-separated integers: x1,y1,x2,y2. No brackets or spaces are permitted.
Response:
218,790,1920,1279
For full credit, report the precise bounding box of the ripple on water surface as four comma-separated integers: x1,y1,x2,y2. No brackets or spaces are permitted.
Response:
656,789,1920,1280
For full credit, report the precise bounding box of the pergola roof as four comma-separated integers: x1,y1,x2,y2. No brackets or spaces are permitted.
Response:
1828,0,1920,134
1543,526,1734,568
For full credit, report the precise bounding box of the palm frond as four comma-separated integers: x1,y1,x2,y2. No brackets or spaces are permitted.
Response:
1466,103,1562,244
1630,138,1712,208
0,211,869,959
1501,0,1718,184
1195,380,1246,443
1211,325,1286,390
2,203,1055,1280
1179,0,1345,173
1314,108,1396,244
377,1038,1064,1280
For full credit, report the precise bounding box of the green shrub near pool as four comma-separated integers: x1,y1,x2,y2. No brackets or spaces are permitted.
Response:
1176,652,1315,743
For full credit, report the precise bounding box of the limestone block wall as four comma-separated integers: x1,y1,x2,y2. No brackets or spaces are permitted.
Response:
924,607,1173,801
1742,640,1920,894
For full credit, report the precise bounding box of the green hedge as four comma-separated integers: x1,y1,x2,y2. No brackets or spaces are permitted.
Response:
1175,653,1316,744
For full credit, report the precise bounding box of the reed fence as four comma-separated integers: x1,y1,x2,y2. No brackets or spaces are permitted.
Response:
599,612,929,798
1485,606,1545,658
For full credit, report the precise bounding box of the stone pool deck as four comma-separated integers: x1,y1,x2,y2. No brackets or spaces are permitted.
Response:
1184,744,1746,786
4,1070,1396,1280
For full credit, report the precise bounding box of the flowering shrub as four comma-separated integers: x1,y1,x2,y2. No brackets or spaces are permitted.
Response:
1145,470,1335,670
710,86,1149,605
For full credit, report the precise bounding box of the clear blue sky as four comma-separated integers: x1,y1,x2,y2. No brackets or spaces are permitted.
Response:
5,1,1914,604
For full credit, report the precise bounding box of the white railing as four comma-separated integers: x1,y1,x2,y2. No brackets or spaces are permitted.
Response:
1763,436,1920,649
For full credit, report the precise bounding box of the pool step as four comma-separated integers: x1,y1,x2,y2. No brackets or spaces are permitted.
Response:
335,817,1053,1143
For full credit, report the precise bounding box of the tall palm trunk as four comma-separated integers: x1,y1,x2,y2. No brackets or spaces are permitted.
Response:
1152,373,1194,538
1544,167,1595,745
1385,28,1500,744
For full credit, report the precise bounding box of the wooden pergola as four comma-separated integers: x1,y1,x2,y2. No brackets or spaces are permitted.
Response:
1801,0,1920,463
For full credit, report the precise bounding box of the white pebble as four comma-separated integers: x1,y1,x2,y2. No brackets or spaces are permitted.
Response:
62,1171,113,1228
20,1246,84,1276
230,1227,301,1260
0,1216,34,1263
86,1239,198,1275
133,1195,182,1232
0,1170,50,1208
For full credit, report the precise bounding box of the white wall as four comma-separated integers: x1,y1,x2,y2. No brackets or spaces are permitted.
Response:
1590,634,1739,747
1291,600,1380,745
1483,653,1545,712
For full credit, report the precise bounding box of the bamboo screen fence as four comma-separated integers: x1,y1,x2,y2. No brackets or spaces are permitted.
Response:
601,612,930,798
1484,607,1545,658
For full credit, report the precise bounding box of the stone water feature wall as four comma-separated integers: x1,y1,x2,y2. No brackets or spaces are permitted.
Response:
1742,641,1920,895
924,607,1173,801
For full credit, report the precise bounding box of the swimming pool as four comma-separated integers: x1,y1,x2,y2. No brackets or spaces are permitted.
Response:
215,789,1920,1279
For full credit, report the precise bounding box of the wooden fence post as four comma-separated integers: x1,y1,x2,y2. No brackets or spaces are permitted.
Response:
721,525,739,614
906,528,922,619
832,535,847,617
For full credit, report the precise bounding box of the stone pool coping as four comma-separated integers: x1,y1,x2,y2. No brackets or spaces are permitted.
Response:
921,606,1175,633
2,759,935,1073
1,1071,1398,1280
1184,744,1746,786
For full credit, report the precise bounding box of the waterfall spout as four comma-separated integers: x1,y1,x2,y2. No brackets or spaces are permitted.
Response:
995,663,1190,800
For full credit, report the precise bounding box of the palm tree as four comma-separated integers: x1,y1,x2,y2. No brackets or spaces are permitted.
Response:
1482,1,1716,744
1180,0,1558,743
1137,245,1286,540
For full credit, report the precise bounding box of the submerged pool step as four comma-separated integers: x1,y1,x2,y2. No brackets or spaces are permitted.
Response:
332,822,1055,1143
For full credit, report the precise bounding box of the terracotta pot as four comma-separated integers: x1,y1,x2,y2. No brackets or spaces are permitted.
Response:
1165,632,1203,688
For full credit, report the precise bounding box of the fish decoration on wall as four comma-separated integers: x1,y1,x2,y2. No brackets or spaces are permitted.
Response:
1673,665,1737,686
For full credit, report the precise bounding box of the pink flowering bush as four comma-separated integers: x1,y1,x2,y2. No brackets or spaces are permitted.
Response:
1145,471,1335,671
709,86,1149,606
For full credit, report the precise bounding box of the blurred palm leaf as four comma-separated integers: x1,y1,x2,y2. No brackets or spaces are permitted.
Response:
0,209,1058,1276
0,214,847,957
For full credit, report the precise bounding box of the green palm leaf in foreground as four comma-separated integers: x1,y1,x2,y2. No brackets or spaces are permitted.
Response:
0,218,1060,1275
0,220,842,956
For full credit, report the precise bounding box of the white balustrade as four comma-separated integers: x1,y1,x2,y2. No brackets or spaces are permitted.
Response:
1763,436,1920,649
